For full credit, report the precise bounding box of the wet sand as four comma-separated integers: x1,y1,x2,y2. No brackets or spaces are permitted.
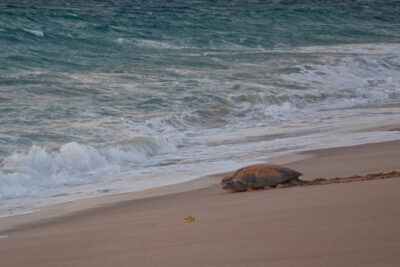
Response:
0,141,400,266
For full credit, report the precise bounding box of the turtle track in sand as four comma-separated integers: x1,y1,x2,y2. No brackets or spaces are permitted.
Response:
263,171,400,191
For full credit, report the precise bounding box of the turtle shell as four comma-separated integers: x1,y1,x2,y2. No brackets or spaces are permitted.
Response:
222,164,302,192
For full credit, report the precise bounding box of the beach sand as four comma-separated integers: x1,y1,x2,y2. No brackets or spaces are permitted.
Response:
0,141,400,266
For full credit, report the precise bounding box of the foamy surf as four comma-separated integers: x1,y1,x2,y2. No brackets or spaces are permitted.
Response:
0,138,177,200
1,105,400,218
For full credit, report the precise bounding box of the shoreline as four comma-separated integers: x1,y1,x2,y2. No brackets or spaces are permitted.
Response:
1,102,399,228
0,153,311,233
1,139,400,266
0,139,399,233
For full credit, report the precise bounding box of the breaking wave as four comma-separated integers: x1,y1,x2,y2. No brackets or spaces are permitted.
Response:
0,137,177,200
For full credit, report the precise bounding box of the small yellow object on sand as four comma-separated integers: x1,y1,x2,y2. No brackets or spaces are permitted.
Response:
181,216,197,222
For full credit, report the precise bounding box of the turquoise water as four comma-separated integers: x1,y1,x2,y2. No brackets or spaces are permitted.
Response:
1,0,400,205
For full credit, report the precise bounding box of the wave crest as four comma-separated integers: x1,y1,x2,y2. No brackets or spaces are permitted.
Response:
0,137,175,200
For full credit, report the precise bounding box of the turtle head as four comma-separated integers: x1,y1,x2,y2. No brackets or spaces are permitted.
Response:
221,176,234,190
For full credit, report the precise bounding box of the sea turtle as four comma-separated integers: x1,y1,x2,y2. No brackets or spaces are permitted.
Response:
221,164,304,192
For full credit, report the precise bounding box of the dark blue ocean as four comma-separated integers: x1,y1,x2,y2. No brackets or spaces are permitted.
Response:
1,0,400,214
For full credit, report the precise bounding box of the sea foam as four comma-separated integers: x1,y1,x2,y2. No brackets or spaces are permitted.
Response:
23,29,44,37
0,137,175,200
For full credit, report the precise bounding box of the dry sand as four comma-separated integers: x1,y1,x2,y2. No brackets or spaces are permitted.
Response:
0,141,400,267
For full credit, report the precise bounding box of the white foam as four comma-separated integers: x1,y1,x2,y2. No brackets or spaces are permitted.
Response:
280,52,400,111
134,39,184,50
0,136,178,200
23,29,44,37
0,235,8,239
293,43,400,55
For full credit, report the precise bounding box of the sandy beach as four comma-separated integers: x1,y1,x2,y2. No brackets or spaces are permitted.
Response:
0,140,400,266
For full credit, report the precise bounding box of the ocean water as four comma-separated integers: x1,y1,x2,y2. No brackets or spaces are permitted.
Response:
1,0,400,216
